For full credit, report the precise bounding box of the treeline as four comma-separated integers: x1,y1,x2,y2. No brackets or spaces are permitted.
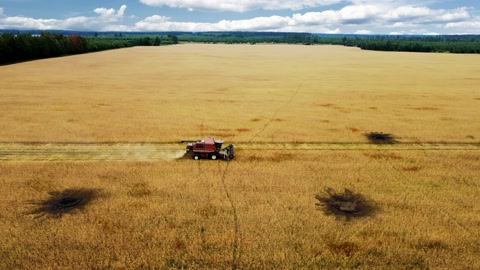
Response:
340,35,480,54
0,32,179,65
2,31,480,65
177,32,480,54
177,32,315,45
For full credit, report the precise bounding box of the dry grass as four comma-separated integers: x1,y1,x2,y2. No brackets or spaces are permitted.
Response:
1,45,480,269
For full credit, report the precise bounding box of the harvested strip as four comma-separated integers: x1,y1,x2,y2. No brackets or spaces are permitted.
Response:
0,142,478,161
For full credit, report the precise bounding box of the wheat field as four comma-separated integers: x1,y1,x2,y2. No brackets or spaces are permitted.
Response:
1,44,479,269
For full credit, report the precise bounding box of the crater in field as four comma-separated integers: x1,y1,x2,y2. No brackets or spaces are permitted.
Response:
315,188,377,220
364,132,396,144
26,188,101,218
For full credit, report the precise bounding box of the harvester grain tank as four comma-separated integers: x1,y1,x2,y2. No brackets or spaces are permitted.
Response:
181,137,234,160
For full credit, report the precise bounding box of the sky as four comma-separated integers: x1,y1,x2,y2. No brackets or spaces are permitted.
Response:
0,0,480,34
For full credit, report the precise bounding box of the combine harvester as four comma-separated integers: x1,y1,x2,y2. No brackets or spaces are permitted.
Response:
181,137,234,160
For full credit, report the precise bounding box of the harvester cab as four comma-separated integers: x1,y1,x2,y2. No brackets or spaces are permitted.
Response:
182,137,234,160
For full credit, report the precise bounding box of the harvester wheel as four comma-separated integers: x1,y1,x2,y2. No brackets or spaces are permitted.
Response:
193,154,200,160
210,153,217,160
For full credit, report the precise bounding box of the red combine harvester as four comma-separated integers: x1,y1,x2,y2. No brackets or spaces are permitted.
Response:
182,137,234,160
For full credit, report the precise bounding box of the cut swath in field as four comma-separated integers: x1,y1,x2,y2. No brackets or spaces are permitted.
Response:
315,188,377,220
26,188,101,218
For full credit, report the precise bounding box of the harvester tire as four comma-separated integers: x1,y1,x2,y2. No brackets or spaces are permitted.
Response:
210,153,217,160
193,154,200,160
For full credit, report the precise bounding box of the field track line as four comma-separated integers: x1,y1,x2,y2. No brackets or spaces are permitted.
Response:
218,162,241,269
247,81,302,143
0,142,478,161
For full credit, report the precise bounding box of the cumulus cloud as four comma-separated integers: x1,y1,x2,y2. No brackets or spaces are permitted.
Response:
445,19,480,34
0,3,478,34
291,4,381,27
135,14,294,31
94,5,127,17
355,29,372,34
339,5,380,24
139,0,343,12
384,6,470,24
0,5,129,31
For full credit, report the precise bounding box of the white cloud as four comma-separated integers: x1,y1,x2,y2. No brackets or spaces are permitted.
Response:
384,6,469,24
139,0,344,12
389,29,440,35
134,14,347,32
135,15,293,31
0,5,128,31
118,5,127,16
445,19,480,33
339,5,380,24
94,7,116,17
0,3,478,34
291,5,381,27
355,29,372,34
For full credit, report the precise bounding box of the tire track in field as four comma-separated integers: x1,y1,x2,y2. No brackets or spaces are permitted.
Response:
218,161,241,269
247,81,302,143
0,142,478,161
383,154,477,238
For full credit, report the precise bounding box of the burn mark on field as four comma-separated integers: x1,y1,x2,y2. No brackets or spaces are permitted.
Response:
26,188,102,219
364,132,397,144
273,118,284,122
250,118,262,122
236,128,251,132
315,188,377,220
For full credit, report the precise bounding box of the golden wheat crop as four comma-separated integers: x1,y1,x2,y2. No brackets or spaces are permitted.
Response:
1,44,479,269
0,44,479,143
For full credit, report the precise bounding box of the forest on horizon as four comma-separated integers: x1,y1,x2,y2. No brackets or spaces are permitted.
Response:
1,30,480,65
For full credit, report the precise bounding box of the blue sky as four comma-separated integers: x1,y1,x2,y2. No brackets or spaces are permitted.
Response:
0,0,479,34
